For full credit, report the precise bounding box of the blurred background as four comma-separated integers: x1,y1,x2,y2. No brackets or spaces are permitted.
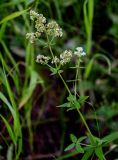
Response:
0,0,118,159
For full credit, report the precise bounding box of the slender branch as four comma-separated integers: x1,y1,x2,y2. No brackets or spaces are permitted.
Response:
46,32,94,142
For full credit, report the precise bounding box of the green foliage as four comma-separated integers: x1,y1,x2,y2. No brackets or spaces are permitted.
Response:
0,8,28,24
19,69,39,108
83,0,94,54
50,66,63,75
84,53,111,79
64,134,85,153
81,149,93,160
7,144,13,160
58,94,88,111
0,69,22,159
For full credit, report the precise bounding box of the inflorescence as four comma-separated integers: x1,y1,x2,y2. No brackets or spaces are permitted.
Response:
26,10,63,43
36,47,86,66
26,10,86,67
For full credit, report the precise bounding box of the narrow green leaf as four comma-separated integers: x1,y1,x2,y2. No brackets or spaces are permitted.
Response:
64,143,75,151
50,67,58,75
0,23,7,40
75,143,84,153
57,150,78,160
0,115,16,144
0,92,14,117
19,70,38,108
67,94,76,102
50,66,62,75
0,53,20,93
88,0,94,24
2,67,16,110
84,59,93,79
0,40,19,72
0,9,28,24
57,102,71,108
67,94,81,110
95,146,104,160
78,96,89,105
85,53,111,79
74,100,81,109
94,53,111,75
83,0,89,35
70,134,77,143
15,137,22,160
7,144,13,160
102,132,118,144
77,136,87,143
81,149,93,160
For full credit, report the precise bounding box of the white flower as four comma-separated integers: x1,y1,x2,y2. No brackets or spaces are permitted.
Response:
46,21,63,37
30,10,39,20
76,47,83,52
51,56,60,64
36,55,50,64
35,32,41,38
30,10,46,33
81,51,86,56
74,47,86,57
26,32,41,43
60,50,72,65
35,14,46,32
26,10,63,44
26,33,36,43
35,21,45,32
37,14,46,23
30,10,46,24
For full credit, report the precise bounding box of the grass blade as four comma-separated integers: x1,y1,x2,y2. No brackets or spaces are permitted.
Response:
0,92,14,117
81,149,93,160
0,8,28,24
0,115,15,145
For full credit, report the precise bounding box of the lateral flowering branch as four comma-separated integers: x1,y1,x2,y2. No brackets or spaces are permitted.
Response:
26,10,63,43
26,10,86,67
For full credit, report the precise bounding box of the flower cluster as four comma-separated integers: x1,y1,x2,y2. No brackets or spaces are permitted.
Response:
26,10,63,43
51,50,72,65
36,55,50,64
35,14,46,33
26,32,41,43
51,56,60,64
30,10,40,21
26,11,86,67
36,47,86,66
74,47,86,57
46,21,63,37
60,50,72,65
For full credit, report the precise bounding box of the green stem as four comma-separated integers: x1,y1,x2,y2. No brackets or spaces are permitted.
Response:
75,58,84,97
46,32,94,142
45,31,58,69
61,72,94,142
58,72,71,95
75,59,94,141
45,32,55,59
77,109,94,142
74,59,80,96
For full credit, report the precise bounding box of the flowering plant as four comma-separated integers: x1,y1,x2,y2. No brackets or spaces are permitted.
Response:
26,10,112,160
26,10,86,69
